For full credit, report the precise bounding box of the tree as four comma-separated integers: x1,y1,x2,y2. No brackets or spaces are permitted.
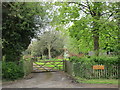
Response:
49,2,118,56
28,30,64,59
112,2,120,55
28,40,46,58
2,2,46,62
38,30,64,59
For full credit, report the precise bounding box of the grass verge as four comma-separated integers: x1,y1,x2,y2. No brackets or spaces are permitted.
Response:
75,77,118,84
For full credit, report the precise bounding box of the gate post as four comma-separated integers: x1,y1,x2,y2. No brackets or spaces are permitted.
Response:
63,60,66,72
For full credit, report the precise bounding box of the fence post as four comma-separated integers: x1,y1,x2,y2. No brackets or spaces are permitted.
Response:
63,60,66,72
23,59,33,77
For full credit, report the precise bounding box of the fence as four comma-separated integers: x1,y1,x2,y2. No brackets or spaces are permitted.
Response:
64,61,118,79
33,60,64,72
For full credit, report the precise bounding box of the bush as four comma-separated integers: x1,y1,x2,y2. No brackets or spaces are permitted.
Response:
69,56,119,65
91,56,119,65
2,61,24,80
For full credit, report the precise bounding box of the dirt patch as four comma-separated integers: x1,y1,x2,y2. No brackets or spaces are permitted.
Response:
2,71,118,88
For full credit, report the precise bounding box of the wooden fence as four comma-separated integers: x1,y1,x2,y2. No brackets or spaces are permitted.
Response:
64,61,118,79
33,60,64,72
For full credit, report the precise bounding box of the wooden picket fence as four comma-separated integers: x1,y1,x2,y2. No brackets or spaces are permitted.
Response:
65,61,118,79
91,65,118,79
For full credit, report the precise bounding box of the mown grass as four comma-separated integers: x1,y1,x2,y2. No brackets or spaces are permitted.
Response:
37,59,63,61
75,77,118,84
36,58,69,61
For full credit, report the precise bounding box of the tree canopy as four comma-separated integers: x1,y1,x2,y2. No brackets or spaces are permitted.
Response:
48,2,119,56
2,1,119,62
2,2,46,62
27,30,64,59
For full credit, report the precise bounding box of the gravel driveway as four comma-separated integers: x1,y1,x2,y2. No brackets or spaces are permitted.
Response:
2,71,118,88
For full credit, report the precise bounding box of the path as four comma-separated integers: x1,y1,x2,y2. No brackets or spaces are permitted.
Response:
2,72,82,88
2,72,118,88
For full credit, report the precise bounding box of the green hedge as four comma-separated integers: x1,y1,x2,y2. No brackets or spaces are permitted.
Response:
69,56,119,79
70,56,119,65
2,61,24,80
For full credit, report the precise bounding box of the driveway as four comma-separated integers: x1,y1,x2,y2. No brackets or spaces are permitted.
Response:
2,71,118,88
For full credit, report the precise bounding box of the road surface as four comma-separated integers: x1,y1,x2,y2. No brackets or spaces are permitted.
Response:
2,72,118,88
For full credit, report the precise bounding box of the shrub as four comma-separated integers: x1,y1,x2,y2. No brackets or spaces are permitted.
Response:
69,56,119,65
69,56,80,62
91,56,119,65
2,61,24,80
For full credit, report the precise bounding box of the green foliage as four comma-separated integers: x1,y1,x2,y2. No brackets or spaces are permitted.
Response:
28,30,64,59
65,37,82,54
2,2,46,62
90,56,119,65
70,56,119,65
2,62,24,80
50,2,119,56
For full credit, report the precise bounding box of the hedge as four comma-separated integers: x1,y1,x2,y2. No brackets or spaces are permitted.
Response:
2,61,24,80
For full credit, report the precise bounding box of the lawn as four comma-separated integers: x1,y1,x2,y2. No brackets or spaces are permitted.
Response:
37,58,63,61
75,77,118,84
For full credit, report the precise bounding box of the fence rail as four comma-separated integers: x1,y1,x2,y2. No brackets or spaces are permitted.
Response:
33,60,64,72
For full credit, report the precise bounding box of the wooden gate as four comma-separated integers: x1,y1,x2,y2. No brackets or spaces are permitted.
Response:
33,60,65,72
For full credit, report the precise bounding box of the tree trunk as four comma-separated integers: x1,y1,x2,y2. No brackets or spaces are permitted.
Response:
41,53,43,59
93,32,99,56
48,45,51,59
92,19,100,56
87,2,101,56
